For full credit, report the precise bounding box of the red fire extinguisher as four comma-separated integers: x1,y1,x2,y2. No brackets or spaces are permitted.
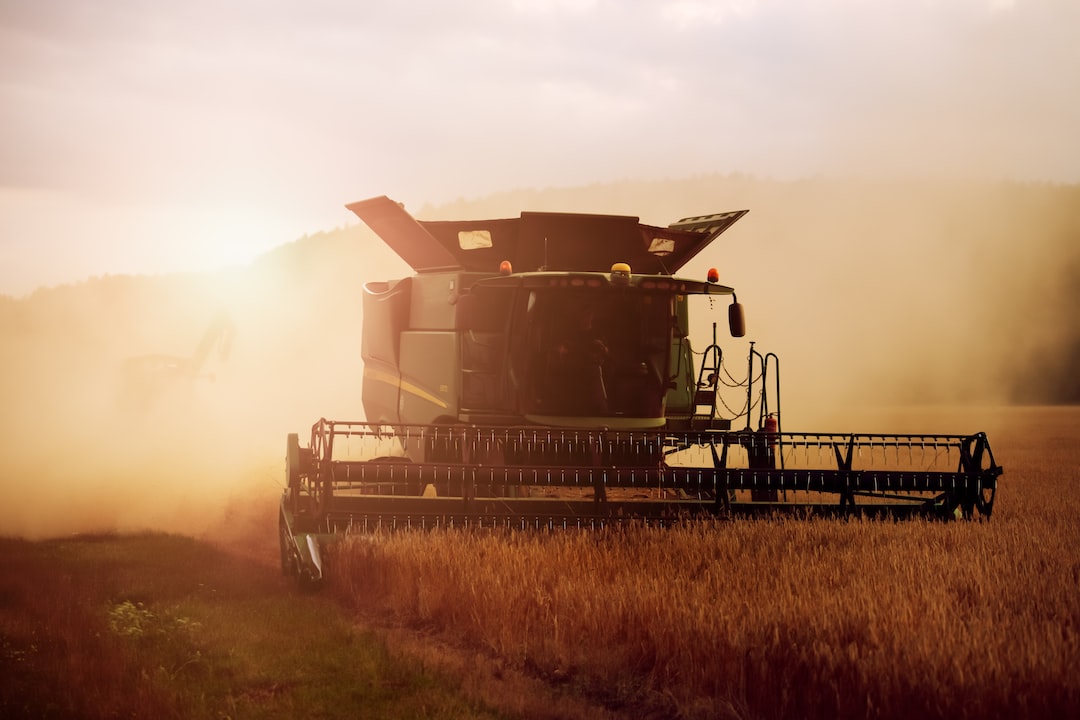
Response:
763,413,778,467
748,414,780,501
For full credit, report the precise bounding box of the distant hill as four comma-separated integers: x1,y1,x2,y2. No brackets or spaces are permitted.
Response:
0,175,1076,538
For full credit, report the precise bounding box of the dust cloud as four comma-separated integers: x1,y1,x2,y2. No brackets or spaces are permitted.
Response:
1,177,1076,540
0,224,408,541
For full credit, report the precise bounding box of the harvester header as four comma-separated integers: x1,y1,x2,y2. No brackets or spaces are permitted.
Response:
278,196,1003,589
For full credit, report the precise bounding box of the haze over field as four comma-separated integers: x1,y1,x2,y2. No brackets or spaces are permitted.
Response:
1,176,1077,542
1,2,1078,540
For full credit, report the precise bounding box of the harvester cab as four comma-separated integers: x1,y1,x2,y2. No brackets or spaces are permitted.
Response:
278,196,1002,589
352,196,748,435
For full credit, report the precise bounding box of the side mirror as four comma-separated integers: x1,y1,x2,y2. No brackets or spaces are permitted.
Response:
728,300,746,338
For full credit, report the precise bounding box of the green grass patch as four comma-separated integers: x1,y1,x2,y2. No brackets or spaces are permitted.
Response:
0,532,508,720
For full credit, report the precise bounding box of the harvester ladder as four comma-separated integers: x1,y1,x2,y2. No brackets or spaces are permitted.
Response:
693,323,723,428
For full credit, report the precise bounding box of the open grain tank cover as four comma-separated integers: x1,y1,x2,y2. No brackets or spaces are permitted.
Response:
346,196,748,275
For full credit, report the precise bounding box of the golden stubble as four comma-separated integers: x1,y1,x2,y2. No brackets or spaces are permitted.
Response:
329,407,1078,719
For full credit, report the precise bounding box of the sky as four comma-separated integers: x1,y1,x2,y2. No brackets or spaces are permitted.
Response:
2,0,1078,296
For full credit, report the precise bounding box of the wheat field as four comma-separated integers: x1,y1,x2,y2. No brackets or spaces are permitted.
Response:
328,407,1079,719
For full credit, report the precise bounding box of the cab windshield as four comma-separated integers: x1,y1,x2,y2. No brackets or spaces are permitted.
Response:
518,287,673,419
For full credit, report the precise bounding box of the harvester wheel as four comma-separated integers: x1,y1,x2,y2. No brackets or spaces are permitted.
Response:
961,433,998,520
972,441,997,519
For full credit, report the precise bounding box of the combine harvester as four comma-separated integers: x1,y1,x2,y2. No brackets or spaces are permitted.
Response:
280,196,1002,587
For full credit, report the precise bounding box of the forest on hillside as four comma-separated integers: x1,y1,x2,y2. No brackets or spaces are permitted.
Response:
0,176,1076,538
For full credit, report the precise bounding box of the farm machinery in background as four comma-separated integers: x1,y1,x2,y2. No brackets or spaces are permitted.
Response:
279,196,1002,587
119,311,236,411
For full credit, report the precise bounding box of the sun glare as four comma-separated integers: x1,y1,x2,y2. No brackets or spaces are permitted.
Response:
183,209,285,274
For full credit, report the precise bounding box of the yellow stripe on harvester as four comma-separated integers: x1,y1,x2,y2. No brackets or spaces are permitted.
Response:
363,367,449,410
